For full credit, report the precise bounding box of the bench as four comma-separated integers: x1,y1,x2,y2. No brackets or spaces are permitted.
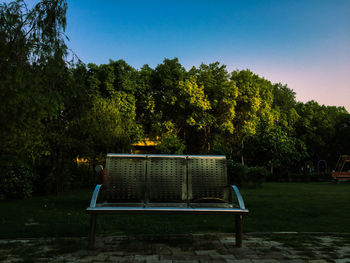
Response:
86,154,249,249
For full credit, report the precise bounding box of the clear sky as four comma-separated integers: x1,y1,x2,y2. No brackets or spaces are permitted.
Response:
31,0,350,111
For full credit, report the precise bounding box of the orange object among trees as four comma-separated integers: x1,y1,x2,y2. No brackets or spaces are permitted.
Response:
332,155,350,181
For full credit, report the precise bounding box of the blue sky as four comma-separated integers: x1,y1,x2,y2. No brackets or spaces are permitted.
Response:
22,0,350,110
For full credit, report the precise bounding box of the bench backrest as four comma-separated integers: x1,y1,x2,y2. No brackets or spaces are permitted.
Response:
105,154,146,202
187,155,228,202
104,154,227,203
147,155,187,203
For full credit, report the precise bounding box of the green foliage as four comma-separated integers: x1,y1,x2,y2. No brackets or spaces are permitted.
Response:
194,62,238,152
245,166,269,187
209,136,232,156
231,70,263,143
295,101,347,165
155,134,185,155
0,0,68,162
76,95,142,156
135,64,156,135
227,160,269,187
177,76,211,128
0,157,36,200
244,126,308,175
227,161,248,186
334,113,350,156
1,0,350,196
65,165,95,189
267,172,332,182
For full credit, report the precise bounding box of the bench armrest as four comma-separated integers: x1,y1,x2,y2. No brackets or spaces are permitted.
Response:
231,185,246,210
89,184,104,208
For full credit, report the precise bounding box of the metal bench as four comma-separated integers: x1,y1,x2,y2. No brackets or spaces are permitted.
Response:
86,154,249,249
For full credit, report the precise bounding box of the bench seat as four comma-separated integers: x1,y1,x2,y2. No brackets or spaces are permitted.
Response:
87,206,248,214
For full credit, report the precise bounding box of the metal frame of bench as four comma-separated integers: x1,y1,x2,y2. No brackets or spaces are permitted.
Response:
86,154,249,249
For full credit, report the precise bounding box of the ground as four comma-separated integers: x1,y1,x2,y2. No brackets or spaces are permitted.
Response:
1,233,349,262
1,183,349,262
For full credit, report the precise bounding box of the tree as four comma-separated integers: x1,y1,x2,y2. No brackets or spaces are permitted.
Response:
244,126,307,174
76,95,142,157
0,0,68,162
135,64,156,135
272,83,299,135
155,134,185,154
230,70,275,163
151,58,186,136
333,113,350,162
110,59,137,94
175,75,212,152
295,101,346,162
194,62,238,153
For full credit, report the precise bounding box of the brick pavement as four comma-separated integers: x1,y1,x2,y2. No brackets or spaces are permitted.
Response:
0,233,349,262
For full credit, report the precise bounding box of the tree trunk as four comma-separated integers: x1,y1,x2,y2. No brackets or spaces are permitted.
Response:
207,126,211,153
53,148,64,195
55,149,62,195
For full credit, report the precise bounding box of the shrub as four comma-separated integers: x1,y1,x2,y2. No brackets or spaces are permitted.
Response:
34,161,96,194
227,160,269,187
66,164,95,189
246,166,268,187
227,160,248,187
155,134,185,154
0,156,36,200
33,161,55,195
266,171,332,182
209,137,232,156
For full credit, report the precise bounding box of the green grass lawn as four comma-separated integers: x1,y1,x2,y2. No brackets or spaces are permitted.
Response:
1,182,349,238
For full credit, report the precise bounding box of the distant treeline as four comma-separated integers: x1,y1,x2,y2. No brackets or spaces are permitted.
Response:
1,0,349,195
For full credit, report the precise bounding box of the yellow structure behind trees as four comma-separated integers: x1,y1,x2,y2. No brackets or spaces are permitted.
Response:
76,157,90,167
131,137,160,154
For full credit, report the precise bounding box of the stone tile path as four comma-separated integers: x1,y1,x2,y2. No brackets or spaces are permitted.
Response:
0,233,349,262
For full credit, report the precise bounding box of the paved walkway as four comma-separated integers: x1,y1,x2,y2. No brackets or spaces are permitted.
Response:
1,233,349,262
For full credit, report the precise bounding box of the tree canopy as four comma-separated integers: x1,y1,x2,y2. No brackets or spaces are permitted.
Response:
1,0,349,195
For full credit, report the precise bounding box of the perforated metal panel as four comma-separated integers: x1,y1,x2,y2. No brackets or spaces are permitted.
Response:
147,155,187,203
105,154,146,202
188,156,228,202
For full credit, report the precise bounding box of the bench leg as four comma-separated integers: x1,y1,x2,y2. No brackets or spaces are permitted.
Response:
88,214,97,249
235,215,242,248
